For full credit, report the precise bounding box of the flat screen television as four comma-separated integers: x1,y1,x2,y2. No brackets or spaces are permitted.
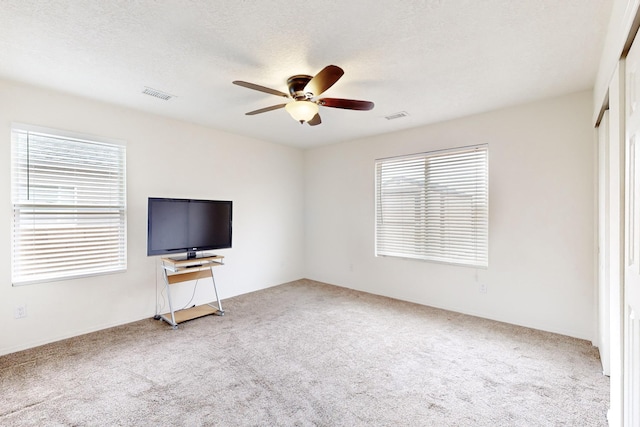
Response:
147,197,232,259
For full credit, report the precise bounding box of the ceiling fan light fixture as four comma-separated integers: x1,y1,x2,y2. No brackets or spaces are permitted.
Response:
285,100,319,123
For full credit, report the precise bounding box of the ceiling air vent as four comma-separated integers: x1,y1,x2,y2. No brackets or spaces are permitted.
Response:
385,111,409,120
142,87,173,101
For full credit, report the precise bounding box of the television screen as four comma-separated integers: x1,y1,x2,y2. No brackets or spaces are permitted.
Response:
147,198,232,258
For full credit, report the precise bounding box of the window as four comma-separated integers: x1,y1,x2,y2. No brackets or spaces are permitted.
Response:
375,145,488,267
11,125,127,285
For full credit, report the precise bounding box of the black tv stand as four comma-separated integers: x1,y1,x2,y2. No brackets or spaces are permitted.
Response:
169,252,216,262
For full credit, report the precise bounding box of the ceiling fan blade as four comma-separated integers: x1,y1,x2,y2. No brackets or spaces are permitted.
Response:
233,81,290,98
318,98,375,111
304,65,344,96
307,113,322,126
245,103,288,115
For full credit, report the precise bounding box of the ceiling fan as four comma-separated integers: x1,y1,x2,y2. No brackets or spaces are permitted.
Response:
232,65,374,126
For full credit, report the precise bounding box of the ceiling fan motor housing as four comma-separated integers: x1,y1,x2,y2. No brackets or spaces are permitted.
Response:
287,75,313,100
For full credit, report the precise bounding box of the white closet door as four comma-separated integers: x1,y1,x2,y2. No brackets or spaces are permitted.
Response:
598,110,611,377
624,33,640,427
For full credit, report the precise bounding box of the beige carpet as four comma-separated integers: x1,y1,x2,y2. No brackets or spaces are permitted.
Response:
0,279,609,426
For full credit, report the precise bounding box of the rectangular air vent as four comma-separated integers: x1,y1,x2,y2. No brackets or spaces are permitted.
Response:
385,111,409,120
142,87,173,101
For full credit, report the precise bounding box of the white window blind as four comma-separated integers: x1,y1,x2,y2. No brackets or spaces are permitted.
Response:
375,145,488,267
11,126,127,285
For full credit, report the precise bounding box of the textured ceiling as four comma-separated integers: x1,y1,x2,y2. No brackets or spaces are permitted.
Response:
0,1,612,148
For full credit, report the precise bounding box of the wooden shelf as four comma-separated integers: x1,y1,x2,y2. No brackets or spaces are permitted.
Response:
161,255,224,272
160,304,220,324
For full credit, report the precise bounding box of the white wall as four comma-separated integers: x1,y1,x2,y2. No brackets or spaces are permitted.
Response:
0,80,597,354
304,90,596,340
0,79,305,356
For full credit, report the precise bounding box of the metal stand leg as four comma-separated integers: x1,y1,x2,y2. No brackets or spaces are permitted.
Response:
210,264,225,316
162,262,178,328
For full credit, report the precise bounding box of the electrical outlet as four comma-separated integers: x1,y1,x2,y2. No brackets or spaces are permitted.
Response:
14,304,27,319
479,283,488,294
